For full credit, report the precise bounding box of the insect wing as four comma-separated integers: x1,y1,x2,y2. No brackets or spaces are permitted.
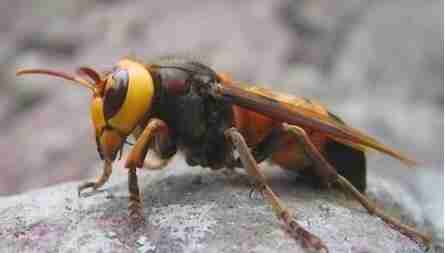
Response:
217,82,417,167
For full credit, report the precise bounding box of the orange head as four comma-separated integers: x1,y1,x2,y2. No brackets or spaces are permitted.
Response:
16,59,154,161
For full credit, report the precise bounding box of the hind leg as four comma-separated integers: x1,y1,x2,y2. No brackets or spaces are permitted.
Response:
295,141,367,193
282,123,431,248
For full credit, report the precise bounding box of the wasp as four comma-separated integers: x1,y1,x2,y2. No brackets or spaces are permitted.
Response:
17,57,431,252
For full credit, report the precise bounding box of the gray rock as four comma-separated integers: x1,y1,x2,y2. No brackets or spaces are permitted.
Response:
0,0,441,251
0,158,428,253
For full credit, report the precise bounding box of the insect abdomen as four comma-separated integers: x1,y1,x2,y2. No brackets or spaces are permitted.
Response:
325,140,367,192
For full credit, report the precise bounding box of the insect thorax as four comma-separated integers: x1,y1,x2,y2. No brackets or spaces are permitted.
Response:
149,60,234,169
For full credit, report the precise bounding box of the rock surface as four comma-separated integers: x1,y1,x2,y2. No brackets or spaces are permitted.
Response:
0,0,442,251
0,158,427,253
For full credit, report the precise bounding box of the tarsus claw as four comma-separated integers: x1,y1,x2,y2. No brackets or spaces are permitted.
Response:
77,182,97,197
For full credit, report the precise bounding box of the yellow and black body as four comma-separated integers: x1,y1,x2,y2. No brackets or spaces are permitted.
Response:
16,57,431,250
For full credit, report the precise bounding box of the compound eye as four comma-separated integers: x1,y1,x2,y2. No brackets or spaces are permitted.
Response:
103,69,129,120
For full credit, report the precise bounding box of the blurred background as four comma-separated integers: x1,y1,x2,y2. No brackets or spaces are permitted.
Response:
0,0,442,244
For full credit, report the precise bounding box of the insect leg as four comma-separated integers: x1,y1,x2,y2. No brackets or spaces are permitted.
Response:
128,167,143,222
125,119,171,222
126,119,171,168
142,153,172,170
225,127,329,252
282,123,432,248
131,124,176,170
78,160,113,197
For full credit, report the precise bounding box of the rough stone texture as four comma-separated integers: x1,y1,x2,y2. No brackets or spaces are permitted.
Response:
0,158,427,253
0,0,442,251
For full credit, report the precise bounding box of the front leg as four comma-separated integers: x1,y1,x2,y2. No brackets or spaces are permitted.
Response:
225,127,329,252
78,160,113,197
125,119,172,223
132,123,177,171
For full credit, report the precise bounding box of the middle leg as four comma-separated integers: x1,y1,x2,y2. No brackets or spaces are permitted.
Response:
225,127,329,252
